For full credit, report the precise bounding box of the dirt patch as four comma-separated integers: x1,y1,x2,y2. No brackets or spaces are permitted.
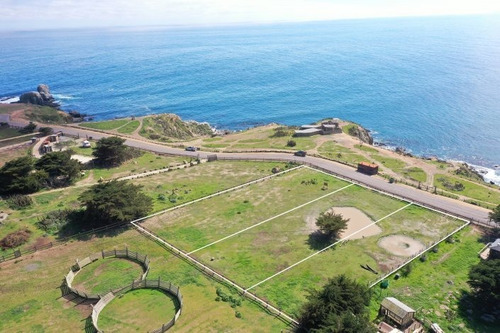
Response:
25,262,40,272
305,207,382,240
378,235,425,257
71,154,94,163
0,212,8,222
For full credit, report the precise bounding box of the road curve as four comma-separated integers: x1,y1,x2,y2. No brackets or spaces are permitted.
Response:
7,118,494,225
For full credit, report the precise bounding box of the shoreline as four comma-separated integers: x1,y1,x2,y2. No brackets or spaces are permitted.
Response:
1,99,499,185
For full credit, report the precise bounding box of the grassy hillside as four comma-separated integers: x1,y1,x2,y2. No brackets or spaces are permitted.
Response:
140,114,213,141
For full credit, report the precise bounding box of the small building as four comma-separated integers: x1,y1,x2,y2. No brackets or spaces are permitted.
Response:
358,161,379,175
294,120,341,137
48,134,59,143
489,239,500,260
294,128,322,137
379,297,423,333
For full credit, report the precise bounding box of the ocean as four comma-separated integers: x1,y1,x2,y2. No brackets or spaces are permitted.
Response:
1,15,499,181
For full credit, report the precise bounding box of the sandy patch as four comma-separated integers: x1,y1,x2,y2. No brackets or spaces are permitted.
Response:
71,154,94,163
378,235,425,257
305,207,382,240
0,212,8,222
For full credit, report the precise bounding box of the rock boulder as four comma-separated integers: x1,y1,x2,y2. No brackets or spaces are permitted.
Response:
19,84,59,107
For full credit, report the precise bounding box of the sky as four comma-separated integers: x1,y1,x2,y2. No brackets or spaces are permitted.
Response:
1,0,500,31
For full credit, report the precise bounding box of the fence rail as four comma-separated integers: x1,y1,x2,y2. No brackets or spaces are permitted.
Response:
90,278,182,333
63,248,150,300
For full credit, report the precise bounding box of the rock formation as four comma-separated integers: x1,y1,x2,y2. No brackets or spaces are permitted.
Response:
19,84,59,107
347,124,374,145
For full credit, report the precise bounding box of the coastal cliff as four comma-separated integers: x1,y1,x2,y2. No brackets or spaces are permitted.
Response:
346,124,373,145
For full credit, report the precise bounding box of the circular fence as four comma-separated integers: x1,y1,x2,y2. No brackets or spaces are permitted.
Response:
62,249,183,332
63,248,150,300
91,278,183,333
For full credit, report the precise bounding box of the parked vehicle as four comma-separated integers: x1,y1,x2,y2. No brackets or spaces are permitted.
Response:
185,146,197,151
294,150,307,157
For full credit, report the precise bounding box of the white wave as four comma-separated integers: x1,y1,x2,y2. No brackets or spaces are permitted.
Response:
469,164,500,185
53,94,80,100
0,96,19,104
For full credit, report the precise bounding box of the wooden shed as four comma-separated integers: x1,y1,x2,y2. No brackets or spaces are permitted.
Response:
379,297,415,328
358,161,379,175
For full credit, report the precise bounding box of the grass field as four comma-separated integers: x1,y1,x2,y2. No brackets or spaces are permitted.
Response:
71,258,145,295
369,227,498,333
117,120,140,134
0,160,289,251
98,288,178,332
0,126,23,139
142,167,467,316
434,173,500,205
0,229,289,332
318,141,366,165
80,119,130,130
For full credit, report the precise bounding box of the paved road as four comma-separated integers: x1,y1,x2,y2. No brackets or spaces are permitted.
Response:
6,117,493,225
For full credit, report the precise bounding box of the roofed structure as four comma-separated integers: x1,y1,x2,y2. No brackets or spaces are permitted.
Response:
489,239,500,259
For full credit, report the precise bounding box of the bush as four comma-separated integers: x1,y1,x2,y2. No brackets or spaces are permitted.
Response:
286,140,297,147
6,194,33,210
38,127,54,136
37,209,75,234
419,254,427,262
0,229,31,249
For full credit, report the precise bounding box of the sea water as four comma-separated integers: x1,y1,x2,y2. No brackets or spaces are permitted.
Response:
0,15,499,181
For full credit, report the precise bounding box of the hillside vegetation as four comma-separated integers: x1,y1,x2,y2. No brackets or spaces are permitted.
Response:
140,114,213,141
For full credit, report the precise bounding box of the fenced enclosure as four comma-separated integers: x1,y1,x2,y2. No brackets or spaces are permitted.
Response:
90,278,183,333
63,248,150,300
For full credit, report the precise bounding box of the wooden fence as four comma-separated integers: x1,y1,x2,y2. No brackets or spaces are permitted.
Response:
90,278,183,333
63,248,150,300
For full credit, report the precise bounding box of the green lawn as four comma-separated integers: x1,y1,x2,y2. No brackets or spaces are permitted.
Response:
434,174,500,205
402,167,427,183
143,167,466,317
98,288,178,332
369,227,497,333
370,154,407,173
0,127,23,140
355,144,378,154
319,141,367,165
117,120,141,134
143,168,350,251
80,119,130,130
71,258,145,295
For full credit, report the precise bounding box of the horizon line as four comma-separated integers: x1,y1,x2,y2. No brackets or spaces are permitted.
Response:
1,12,498,34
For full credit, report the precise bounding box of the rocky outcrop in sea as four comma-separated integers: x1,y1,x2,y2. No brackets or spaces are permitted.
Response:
19,84,59,107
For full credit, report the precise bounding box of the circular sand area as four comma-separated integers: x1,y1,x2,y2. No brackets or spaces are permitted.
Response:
306,207,382,239
378,235,425,257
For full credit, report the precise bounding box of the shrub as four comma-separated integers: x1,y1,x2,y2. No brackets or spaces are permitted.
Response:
419,254,427,262
36,209,75,234
6,194,33,209
235,311,242,318
287,140,297,147
0,229,32,249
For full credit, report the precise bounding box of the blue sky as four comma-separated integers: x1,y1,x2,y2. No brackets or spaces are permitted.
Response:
1,0,499,31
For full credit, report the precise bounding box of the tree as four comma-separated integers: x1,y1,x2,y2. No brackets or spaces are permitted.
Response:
35,151,81,186
38,127,54,136
468,259,500,305
0,156,47,195
316,211,349,240
79,180,153,227
20,122,36,134
92,136,128,167
489,204,500,223
298,275,374,333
